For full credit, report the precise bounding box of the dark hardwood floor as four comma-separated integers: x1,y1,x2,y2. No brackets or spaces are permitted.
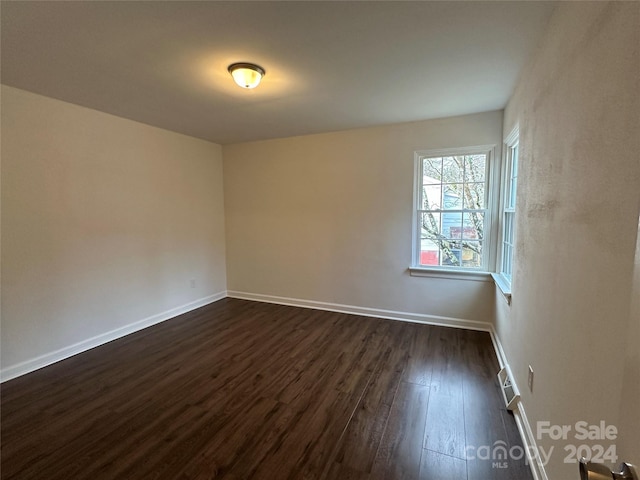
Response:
1,298,532,480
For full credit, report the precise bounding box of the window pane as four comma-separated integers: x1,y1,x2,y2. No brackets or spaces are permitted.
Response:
463,182,485,209
419,249,440,266
504,212,514,243
423,157,442,183
508,169,517,208
441,240,462,266
464,154,486,182
420,211,442,240
419,212,441,266
502,211,515,277
441,210,463,238
422,184,442,210
442,184,463,209
442,156,464,182
461,241,482,268
509,174,517,209
462,212,484,240
503,245,512,277
507,145,518,209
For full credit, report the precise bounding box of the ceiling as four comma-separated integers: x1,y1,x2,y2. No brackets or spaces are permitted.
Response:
1,1,555,145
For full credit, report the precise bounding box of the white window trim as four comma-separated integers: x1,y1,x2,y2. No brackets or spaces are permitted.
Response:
494,125,519,301
409,267,492,282
491,272,512,303
410,144,497,279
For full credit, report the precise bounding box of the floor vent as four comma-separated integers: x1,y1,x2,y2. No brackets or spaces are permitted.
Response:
497,366,520,411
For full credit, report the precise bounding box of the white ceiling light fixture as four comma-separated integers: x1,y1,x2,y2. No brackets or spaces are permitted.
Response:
228,62,265,89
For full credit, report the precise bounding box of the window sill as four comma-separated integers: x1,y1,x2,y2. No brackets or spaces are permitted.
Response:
491,273,512,304
408,267,492,282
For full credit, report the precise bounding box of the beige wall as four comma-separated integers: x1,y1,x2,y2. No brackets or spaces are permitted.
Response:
618,216,640,462
1,86,227,375
223,111,502,324
497,3,640,477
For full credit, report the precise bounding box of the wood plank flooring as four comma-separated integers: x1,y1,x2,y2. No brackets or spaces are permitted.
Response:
1,298,532,480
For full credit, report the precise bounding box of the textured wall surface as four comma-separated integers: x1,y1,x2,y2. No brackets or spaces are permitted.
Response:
496,3,640,477
618,218,640,463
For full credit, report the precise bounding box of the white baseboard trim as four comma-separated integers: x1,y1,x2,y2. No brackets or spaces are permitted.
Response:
227,290,492,332
0,291,227,383
489,327,549,480
514,402,549,480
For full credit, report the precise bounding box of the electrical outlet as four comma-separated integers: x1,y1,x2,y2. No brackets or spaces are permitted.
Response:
190,279,196,289
528,365,534,393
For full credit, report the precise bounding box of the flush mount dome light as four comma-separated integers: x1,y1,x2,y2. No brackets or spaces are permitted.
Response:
228,62,265,89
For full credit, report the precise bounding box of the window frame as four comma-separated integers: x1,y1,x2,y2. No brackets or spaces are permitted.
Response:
494,126,519,297
411,145,497,277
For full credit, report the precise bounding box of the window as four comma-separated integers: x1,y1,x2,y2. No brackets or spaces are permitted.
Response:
498,128,519,286
412,146,494,272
